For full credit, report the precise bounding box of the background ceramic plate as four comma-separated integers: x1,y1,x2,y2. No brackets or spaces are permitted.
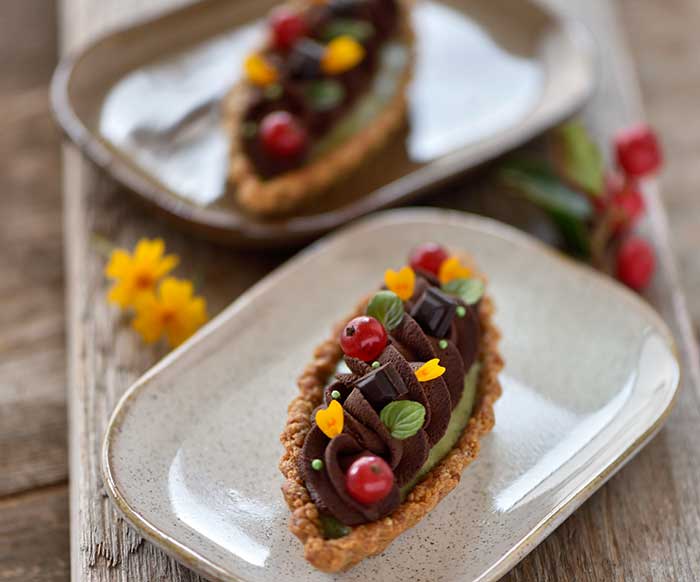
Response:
52,0,595,246
103,208,679,582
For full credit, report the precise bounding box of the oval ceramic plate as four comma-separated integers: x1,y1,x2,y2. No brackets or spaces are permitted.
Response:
103,208,679,582
52,0,595,247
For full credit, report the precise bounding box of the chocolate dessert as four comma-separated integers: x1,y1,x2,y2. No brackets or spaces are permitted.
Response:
279,242,504,571
224,0,414,215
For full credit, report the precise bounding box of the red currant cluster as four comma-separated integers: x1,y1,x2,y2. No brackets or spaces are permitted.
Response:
597,124,663,290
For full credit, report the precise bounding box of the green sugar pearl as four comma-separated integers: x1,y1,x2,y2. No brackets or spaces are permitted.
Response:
331,390,341,400
371,361,381,369
264,83,283,100
439,339,448,349
311,459,324,471
456,306,467,318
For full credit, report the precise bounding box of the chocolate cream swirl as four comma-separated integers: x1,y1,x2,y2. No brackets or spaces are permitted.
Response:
299,271,481,526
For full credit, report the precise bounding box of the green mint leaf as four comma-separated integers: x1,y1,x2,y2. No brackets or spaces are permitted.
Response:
305,79,345,112
319,514,351,539
442,278,484,305
554,121,605,196
380,400,426,440
366,290,404,330
321,19,375,42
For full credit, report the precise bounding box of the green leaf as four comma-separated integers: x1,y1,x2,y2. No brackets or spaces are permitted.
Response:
366,290,404,330
550,212,591,258
305,79,346,112
499,158,593,257
380,400,426,440
554,121,605,196
321,18,375,42
442,278,484,305
319,514,351,539
500,159,593,219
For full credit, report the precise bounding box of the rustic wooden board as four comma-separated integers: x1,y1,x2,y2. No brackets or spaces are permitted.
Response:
0,484,70,582
58,2,700,582
0,0,67,499
620,0,700,333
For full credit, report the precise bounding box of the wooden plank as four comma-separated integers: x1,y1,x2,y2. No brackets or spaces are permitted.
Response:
0,485,70,582
59,2,700,582
0,0,68,497
620,0,700,333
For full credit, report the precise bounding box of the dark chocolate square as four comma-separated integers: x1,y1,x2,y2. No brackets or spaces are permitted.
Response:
410,287,457,338
355,364,408,410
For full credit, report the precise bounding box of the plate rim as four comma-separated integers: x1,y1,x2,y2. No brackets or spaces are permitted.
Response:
51,0,597,248
101,207,681,582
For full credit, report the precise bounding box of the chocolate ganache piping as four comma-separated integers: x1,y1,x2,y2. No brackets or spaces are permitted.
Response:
300,272,481,526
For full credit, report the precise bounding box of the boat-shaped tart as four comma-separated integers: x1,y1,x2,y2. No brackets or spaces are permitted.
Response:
224,0,414,216
280,242,504,571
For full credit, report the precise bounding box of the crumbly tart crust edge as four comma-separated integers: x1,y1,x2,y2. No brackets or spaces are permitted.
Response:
223,1,415,217
278,292,504,573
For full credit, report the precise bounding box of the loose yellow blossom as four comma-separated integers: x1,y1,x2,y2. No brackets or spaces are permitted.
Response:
415,358,446,382
132,277,208,348
315,400,344,438
384,266,415,301
438,256,473,285
244,53,278,86
105,238,179,309
322,36,365,74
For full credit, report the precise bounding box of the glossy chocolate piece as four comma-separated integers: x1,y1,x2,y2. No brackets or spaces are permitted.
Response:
328,0,371,18
355,363,407,409
287,39,324,80
410,287,458,338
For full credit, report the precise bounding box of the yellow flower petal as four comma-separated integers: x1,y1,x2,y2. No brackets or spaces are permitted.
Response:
132,292,164,344
316,400,344,438
438,256,473,285
415,358,446,382
107,281,133,308
105,249,133,279
134,238,164,263
384,266,415,301
322,36,365,74
104,238,179,309
245,53,278,86
153,253,179,280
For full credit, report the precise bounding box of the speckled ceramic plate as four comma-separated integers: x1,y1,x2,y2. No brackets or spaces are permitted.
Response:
102,208,680,582
52,0,595,246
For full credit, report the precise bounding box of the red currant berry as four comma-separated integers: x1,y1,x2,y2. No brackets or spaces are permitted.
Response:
346,455,394,505
616,236,655,291
614,124,662,178
611,182,645,229
270,7,307,51
339,316,387,362
409,242,448,276
596,173,646,234
260,111,308,159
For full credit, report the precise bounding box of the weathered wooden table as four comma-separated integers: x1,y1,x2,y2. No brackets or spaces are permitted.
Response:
2,0,700,580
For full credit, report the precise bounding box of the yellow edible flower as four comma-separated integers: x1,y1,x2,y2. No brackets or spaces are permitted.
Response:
244,53,278,86
384,266,416,301
438,256,473,285
105,238,179,309
415,358,446,382
322,36,365,75
132,277,208,348
315,400,344,438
